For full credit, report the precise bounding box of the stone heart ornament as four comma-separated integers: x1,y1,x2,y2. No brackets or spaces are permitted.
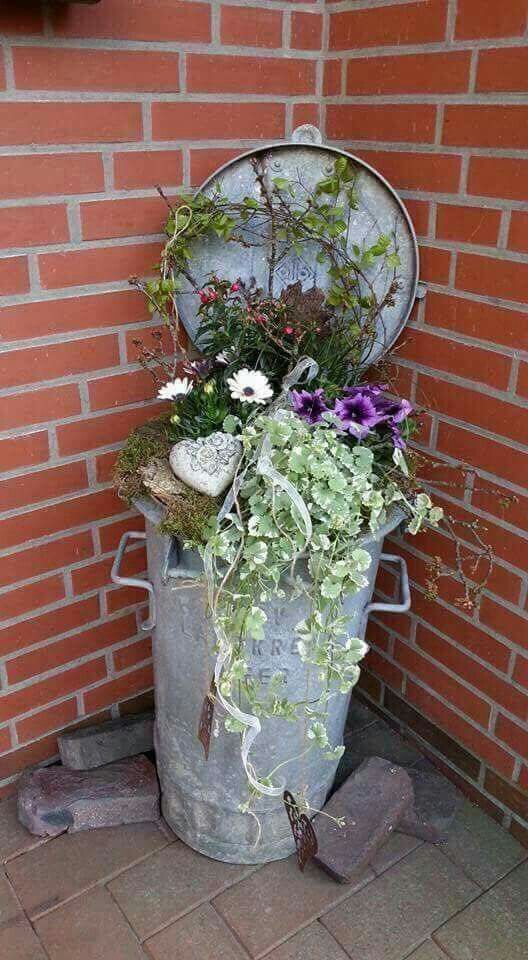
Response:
169,431,243,498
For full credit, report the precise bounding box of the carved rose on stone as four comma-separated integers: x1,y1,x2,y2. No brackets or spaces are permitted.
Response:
169,431,242,498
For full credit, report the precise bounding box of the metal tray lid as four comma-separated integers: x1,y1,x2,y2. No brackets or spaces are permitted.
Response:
176,125,419,369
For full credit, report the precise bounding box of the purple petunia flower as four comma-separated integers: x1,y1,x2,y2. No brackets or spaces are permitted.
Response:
334,391,383,439
183,358,216,379
334,382,413,447
344,383,388,399
291,388,329,425
387,422,406,449
373,396,413,425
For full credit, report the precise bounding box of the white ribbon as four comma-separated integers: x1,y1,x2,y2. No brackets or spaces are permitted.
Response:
203,357,318,798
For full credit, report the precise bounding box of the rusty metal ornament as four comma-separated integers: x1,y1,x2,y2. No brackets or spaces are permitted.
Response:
283,789,318,871
176,124,419,370
198,677,216,760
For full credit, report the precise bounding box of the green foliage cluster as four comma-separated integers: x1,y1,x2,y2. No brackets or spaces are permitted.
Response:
168,371,234,442
207,411,442,797
195,278,366,398
136,156,402,373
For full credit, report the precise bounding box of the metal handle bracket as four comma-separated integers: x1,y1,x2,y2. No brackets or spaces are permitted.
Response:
110,531,156,631
364,553,411,618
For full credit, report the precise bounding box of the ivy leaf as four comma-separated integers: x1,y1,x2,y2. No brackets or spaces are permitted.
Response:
245,606,267,641
321,577,342,599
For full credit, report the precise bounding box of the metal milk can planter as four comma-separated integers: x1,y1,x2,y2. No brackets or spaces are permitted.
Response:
112,500,410,864
111,126,420,863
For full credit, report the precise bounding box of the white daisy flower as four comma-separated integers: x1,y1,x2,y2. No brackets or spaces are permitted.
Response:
157,376,193,401
227,369,273,405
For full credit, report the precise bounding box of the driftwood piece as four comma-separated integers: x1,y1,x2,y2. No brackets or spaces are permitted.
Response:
139,457,190,508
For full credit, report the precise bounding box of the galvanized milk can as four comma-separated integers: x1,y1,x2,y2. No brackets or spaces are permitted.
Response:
111,126,419,863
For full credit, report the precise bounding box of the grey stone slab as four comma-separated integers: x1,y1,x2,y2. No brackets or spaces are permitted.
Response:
35,886,145,960
108,840,253,941
266,922,349,960
335,722,421,790
146,902,249,960
0,798,45,863
435,860,528,960
322,844,480,960
440,800,527,888
58,712,154,770
17,755,159,836
314,757,414,883
398,768,462,843
6,822,166,918
214,854,374,958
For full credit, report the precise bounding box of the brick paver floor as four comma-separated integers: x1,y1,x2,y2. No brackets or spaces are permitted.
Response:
1,707,526,959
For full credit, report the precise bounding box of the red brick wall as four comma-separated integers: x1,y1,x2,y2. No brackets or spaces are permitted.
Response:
0,0,323,797
0,0,526,843
324,0,528,842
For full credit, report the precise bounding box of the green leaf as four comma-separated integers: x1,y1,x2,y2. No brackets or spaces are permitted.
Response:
245,606,267,641
321,577,342,599
386,251,401,268
223,414,241,434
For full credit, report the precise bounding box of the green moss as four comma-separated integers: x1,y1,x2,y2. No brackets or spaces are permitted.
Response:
114,414,219,546
114,414,173,504
158,494,219,546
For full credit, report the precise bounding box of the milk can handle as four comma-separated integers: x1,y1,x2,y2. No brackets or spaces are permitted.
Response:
110,531,156,631
364,553,411,617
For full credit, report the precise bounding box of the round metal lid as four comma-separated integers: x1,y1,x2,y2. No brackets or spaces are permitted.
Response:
176,125,419,368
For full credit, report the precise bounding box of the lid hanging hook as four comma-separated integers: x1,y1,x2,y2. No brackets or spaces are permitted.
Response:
291,124,323,146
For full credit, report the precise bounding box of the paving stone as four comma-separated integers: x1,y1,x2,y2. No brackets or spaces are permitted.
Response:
108,840,253,940
398,768,462,843
335,722,421,789
0,870,47,959
58,712,154,770
406,942,448,960
0,798,45,863
440,799,526,888
6,821,166,918
17,755,159,836
0,870,21,924
266,922,349,960
322,844,480,960
35,886,145,960
214,853,373,958
0,918,48,960
146,902,248,960
435,860,528,960
314,757,414,883
369,830,422,875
